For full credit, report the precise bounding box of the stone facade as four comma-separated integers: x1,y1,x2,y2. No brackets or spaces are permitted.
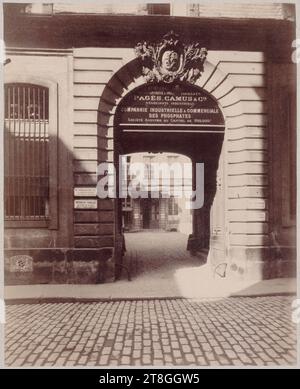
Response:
3,3,296,285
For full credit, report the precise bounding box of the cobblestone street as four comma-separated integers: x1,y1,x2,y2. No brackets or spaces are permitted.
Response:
5,296,297,367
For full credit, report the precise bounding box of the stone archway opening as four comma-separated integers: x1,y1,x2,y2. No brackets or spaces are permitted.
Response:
97,45,267,284
113,81,225,281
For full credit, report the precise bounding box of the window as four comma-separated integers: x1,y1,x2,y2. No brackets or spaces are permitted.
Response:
4,83,55,227
143,156,155,189
122,197,132,209
168,155,178,187
147,3,170,15
168,196,179,216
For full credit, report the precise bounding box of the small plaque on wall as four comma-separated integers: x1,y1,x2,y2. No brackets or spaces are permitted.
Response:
74,199,98,209
74,187,97,197
10,255,33,273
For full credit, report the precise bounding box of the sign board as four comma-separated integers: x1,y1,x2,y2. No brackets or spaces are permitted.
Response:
74,199,98,209
117,82,225,130
74,187,97,197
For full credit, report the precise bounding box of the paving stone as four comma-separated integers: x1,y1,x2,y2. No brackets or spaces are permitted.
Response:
196,356,207,365
98,355,109,365
142,355,151,364
185,353,196,363
120,356,130,365
173,349,182,358
132,350,141,358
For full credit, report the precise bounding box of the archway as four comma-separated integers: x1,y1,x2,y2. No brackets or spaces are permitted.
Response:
111,80,225,277
97,53,257,281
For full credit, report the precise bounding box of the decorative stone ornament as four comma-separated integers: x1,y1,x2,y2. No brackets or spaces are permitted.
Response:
135,31,207,84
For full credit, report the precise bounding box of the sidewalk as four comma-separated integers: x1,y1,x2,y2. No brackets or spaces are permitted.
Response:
4,277,297,303
4,233,297,303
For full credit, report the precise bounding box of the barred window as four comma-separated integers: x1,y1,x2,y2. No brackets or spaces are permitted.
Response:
4,83,50,222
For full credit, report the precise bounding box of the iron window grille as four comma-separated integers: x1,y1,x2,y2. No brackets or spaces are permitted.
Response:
4,83,50,222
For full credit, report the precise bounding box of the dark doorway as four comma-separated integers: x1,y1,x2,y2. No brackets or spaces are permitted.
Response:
141,198,160,229
142,199,151,229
